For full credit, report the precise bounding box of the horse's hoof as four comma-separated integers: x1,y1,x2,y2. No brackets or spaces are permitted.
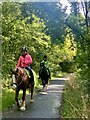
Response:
30,99,33,103
20,106,26,111
42,88,46,92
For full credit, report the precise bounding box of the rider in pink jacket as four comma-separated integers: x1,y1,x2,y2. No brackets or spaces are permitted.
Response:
12,47,34,90
16,52,32,68
16,46,32,70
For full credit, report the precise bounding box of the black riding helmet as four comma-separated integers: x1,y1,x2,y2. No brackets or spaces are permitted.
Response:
43,55,47,61
22,46,27,52
44,55,47,59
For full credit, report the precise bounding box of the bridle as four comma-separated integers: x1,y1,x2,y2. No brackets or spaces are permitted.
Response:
14,69,25,89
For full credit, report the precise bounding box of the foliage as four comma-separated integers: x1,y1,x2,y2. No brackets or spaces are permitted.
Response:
2,2,77,80
59,2,90,118
2,88,16,111
21,2,67,43
49,29,77,73
2,87,24,112
75,33,90,101
61,75,88,118
2,2,51,78
65,14,86,40
63,1,90,117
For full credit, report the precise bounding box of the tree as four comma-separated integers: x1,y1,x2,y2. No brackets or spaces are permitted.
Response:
21,2,67,43
2,2,51,77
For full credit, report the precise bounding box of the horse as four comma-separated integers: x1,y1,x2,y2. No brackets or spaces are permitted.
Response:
39,63,50,91
11,67,34,111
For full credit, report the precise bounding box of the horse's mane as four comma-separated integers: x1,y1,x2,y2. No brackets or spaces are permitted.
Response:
15,68,28,78
14,68,30,86
18,68,25,74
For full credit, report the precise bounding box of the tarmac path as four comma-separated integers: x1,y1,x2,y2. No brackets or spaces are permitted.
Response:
2,78,66,119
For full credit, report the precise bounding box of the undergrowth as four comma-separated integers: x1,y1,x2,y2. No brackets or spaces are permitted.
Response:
60,74,88,119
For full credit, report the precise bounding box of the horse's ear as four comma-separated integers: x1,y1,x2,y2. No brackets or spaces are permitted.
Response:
11,68,17,74
16,68,18,72
11,69,13,73
10,69,14,75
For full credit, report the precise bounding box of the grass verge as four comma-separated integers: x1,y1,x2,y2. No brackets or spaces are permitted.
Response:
60,74,88,119
2,88,22,112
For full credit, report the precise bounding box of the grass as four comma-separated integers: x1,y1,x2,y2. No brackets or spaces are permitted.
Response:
52,72,68,78
61,85,83,118
60,75,88,119
32,70,40,88
2,88,15,111
2,88,23,112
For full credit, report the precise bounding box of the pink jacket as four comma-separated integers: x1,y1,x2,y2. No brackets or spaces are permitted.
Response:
16,53,32,68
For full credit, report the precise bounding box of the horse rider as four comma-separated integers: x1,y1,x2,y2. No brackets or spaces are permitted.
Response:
12,46,34,89
38,55,51,80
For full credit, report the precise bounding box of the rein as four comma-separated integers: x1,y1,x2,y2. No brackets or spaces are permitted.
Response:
16,78,23,89
16,68,26,89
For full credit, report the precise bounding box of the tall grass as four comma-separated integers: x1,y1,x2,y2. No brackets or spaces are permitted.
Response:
60,74,88,119
2,88,16,111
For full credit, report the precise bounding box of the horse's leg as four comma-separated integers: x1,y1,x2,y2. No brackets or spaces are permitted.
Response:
41,79,44,88
20,89,26,111
42,79,46,91
15,89,20,108
29,71,34,102
45,78,48,91
30,84,34,102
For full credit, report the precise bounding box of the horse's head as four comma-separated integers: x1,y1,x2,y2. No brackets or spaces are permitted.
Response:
40,62,45,68
11,68,24,84
11,68,29,86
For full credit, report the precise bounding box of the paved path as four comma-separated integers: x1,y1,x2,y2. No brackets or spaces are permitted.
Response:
2,78,66,119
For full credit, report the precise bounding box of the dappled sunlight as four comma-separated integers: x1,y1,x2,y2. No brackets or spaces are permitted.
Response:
40,91,48,95
52,78,68,81
48,84,64,88
47,91,64,93
38,78,65,94
47,84,64,93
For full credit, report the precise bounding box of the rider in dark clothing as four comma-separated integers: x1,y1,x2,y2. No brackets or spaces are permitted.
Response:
38,55,51,79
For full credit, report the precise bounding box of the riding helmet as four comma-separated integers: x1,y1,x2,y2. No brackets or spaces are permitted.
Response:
44,55,47,58
22,46,27,52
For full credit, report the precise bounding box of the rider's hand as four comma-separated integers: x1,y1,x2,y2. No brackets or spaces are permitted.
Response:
24,61,27,64
22,61,25,64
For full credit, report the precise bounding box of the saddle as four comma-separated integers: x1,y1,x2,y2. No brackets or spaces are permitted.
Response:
24,68,30,78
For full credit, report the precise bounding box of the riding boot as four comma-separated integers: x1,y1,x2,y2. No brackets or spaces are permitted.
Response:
28,69,34,87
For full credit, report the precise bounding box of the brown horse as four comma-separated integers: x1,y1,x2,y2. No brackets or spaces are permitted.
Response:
11,67,34,111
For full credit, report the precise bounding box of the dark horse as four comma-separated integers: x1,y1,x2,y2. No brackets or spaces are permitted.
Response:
39,63,50,91
11,67,34,111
